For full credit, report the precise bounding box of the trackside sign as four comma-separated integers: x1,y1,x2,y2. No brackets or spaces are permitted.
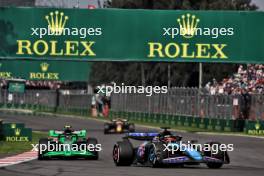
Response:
0,60,91,81
0,8,264,63
1,123,32,142
246,120,264,135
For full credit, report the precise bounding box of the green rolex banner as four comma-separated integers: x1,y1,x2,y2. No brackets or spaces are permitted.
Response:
246,120,264,135
0,8,264,63
2,122,32,141
0,60,91,81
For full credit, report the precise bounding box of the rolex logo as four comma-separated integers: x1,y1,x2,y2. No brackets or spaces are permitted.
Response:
15,128,21,136
40,62,49,72
255,121,261,130
11,123,16,129
177,13,200,39
45,11,68,35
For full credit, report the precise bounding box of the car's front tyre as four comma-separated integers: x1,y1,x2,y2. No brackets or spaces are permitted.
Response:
113,141,134,166
204,142,227,169
38,138,49,160
86,138,99,160
104,123,110,134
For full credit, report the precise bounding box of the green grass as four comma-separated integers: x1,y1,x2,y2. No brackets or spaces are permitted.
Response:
0,131,47,155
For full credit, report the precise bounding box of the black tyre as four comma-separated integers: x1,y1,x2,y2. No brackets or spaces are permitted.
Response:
204,142,225,169
113,141,134,166
128,123,135,132
38,138,49,160
148,142,167,168
104,123,110,134
87,138,99,160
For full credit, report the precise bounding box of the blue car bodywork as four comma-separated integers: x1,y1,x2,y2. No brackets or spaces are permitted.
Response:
113,132,230,168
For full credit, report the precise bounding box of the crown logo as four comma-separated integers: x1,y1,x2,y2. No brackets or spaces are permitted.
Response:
11,123,16,129
177,13,200,39
15,128,21,136
255,121,261,130
45,11,68,35
40,62,49,72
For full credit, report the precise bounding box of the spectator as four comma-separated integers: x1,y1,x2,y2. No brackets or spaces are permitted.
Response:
206,64,264,95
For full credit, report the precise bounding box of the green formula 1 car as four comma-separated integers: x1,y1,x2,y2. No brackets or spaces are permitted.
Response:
38,125,99,160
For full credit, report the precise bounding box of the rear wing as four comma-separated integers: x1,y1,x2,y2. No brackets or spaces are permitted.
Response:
111,119,128,122
125,132,159,141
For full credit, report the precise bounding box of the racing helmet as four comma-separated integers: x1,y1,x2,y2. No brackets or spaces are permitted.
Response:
64,125,73,134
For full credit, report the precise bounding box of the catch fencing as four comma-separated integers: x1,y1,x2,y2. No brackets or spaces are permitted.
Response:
0,88,263,120
0,89,92,110
111,88,264,121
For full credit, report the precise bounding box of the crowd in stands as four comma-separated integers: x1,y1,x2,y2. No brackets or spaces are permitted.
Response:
0,80,63,89
205,64,264,95
25,80,63,89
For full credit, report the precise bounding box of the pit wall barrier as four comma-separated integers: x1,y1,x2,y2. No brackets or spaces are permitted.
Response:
109,111,264,135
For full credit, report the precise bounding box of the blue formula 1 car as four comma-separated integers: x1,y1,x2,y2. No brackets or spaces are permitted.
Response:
113,128,230,168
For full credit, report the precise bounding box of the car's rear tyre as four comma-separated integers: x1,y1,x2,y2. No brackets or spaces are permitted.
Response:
204,142,225,169
128,123,135,132
87,138,99,160
113,141,134,166
38,138,49,160
148,142,166,168
104,123,110,134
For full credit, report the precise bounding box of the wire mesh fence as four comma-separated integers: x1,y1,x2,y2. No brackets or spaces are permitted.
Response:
0,88,263,120
111,88,264,120
0,90,57,107
0,89,92,109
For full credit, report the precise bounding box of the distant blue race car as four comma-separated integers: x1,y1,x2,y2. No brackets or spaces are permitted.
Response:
112,128,230,168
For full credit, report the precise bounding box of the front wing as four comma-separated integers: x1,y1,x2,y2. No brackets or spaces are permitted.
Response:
162,156,228,164
43,150,95,158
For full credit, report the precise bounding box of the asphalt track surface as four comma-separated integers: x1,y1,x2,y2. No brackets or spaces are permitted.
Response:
0,113,263,176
